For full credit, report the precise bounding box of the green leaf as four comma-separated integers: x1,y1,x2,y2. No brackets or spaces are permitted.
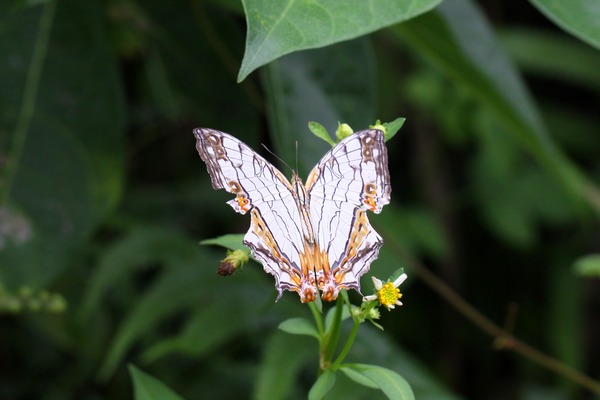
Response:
380,117,406,141
529,0,600,50
308,370,336,400
200,234,247,252
278,317,319,339
0,0,125,289
343,364,415,400
129,365,184,400
308,121,336,147
340,366,379,389
239,0,442,81
573,254,600,277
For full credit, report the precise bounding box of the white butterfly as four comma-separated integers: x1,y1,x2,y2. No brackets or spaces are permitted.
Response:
194,128,391,302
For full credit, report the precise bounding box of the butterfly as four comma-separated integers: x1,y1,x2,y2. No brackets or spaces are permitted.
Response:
194,128,391,302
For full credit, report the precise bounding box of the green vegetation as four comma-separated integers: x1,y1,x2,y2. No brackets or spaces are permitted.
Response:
2,0,600,398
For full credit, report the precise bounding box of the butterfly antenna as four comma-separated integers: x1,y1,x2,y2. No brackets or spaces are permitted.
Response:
295,141,299,174
261,143,294,175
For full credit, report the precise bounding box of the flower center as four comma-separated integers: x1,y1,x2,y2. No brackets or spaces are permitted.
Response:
377,282,402,307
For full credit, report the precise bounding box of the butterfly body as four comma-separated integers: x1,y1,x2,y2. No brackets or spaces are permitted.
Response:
195,128,391,302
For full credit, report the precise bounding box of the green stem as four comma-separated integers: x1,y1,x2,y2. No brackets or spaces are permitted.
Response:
330,318,361,370
308,301,324,337
323,296,344,364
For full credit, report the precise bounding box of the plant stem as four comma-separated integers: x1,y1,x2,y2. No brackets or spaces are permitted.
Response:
330,318,361,370
323,296,344,364
308,301,324,337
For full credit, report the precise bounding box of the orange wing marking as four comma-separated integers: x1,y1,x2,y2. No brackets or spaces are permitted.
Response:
362,182,378,211
250,209,317,302
228,181,251,213
322,209,372,301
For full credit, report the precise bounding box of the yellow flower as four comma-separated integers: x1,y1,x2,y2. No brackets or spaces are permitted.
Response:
364,273,407,310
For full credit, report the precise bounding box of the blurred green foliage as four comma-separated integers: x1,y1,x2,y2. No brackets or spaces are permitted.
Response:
1,0,600,399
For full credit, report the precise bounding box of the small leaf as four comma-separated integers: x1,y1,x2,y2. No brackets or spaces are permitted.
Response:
129,365,184,400
200,234,247,252
381,117,406,140
308,121,336,147
573,254,600,277
343,364,414,400
278,317,319,339
308,370,337,400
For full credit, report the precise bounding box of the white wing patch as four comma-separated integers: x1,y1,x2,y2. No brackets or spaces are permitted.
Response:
194,128,391,302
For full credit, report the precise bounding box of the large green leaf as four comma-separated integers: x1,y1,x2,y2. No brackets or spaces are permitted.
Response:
239,0,442,81
529,0,600,50
0,0,125,289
